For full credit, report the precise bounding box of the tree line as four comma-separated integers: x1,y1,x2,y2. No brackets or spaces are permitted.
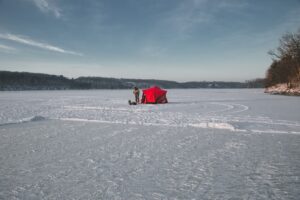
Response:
0,71,263,90
265,29,300,88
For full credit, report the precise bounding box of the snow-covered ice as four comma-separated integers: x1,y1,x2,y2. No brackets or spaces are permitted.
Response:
0,89,300,199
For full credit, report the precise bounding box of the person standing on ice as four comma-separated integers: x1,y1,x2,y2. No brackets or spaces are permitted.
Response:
133,86,140,103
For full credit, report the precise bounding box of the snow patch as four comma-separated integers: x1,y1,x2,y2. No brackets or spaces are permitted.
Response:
27,115,46,122
0,115,47,126
265,83,300,95
58,117,178,127
189,122,236,131
63,105,148,112
59,118,236,131
207,102,249,115
251,129,300,135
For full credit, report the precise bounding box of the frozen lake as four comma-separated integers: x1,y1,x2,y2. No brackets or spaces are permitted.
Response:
0,89,300,199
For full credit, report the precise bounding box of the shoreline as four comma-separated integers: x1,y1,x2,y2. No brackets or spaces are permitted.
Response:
265,84,300,96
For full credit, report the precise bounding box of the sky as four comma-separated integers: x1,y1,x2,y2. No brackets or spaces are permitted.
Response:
0,0,300,82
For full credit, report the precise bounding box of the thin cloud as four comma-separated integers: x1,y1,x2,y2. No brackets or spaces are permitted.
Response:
217,0,248,9
0,44,16,53
212,6,300,49
0,33,82,56
163,0,248,37
0,44,16,51
163,0,210,35
31,0,61,18
141,44,167,57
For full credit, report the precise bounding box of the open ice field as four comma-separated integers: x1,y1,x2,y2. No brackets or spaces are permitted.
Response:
0,89,300,200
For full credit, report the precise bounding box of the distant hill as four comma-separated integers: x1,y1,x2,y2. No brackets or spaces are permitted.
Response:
0,71,90,90
0,71,264,91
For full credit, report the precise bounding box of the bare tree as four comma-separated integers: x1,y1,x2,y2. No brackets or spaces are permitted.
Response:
266,29,300,87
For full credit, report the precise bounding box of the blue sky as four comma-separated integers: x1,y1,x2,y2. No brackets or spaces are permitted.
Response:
0,0,300,82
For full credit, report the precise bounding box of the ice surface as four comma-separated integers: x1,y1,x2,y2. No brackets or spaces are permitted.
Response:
0,89,300,199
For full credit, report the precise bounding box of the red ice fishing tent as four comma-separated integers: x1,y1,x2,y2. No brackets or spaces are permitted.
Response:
141,86,168,104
